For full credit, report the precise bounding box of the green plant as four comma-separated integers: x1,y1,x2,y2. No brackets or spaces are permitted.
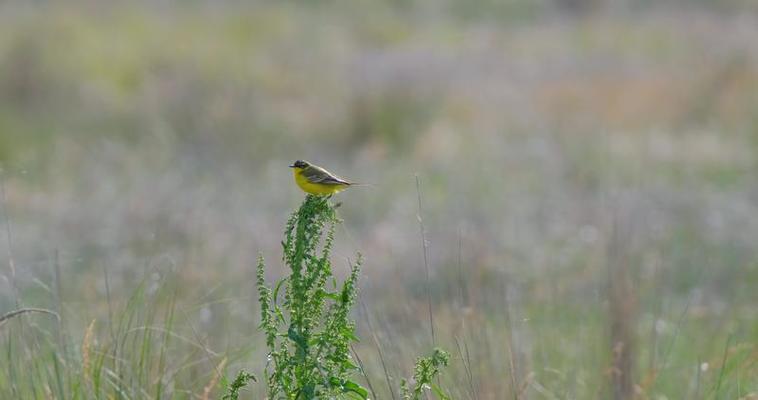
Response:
222,370,256,400
400,348,450,400
256,194,367,399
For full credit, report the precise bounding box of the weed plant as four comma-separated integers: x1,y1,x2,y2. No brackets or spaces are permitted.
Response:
255,195,367,399
222,371,256,400
400,348,450,400
248,194,449,400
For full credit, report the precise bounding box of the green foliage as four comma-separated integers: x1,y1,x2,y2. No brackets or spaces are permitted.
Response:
222,370,257,400
400,348,450,400
256,194,367,400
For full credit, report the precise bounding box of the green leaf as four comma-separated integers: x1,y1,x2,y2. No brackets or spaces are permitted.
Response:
342,359,360,371
329,377,368,399
273,277,288,303
344,381,368,399
287,326,307,351
274,307,285,323
322,291,342,301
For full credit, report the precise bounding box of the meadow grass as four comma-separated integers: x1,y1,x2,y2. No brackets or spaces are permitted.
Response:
0,190,756,399
1,2,758,399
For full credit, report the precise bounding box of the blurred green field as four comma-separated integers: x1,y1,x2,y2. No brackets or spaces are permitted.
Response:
1,1,757,399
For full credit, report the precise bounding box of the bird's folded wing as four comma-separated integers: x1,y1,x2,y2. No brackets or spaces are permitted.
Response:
303,166,350,185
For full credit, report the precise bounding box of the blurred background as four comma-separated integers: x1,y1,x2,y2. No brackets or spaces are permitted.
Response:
1,1,757,399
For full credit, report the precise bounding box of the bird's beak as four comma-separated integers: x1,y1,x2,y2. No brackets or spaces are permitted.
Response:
289,164,296,168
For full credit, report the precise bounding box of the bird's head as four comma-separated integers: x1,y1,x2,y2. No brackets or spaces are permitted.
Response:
289,160,310,169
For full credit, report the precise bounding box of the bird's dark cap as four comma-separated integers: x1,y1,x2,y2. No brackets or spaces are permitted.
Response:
289,160,310,168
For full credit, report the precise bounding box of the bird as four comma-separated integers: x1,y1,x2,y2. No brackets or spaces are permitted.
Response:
289,160,356,196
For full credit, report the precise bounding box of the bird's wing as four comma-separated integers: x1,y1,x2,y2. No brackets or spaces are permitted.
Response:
302,165,351,185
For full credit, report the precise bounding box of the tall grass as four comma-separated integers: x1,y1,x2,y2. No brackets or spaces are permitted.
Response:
0,268,237,399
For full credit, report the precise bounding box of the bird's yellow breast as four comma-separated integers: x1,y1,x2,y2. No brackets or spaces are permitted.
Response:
293,169,348,195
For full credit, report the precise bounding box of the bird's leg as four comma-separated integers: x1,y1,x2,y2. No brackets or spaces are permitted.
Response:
325,194,342,209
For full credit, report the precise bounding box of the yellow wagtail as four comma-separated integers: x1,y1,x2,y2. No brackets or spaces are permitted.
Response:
289,160,357,196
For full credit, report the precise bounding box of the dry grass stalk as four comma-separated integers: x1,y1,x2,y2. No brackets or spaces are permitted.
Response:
81,319,96,385
202,357,227,400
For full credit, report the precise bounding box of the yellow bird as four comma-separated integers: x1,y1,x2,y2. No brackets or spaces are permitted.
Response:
289,160,355,196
